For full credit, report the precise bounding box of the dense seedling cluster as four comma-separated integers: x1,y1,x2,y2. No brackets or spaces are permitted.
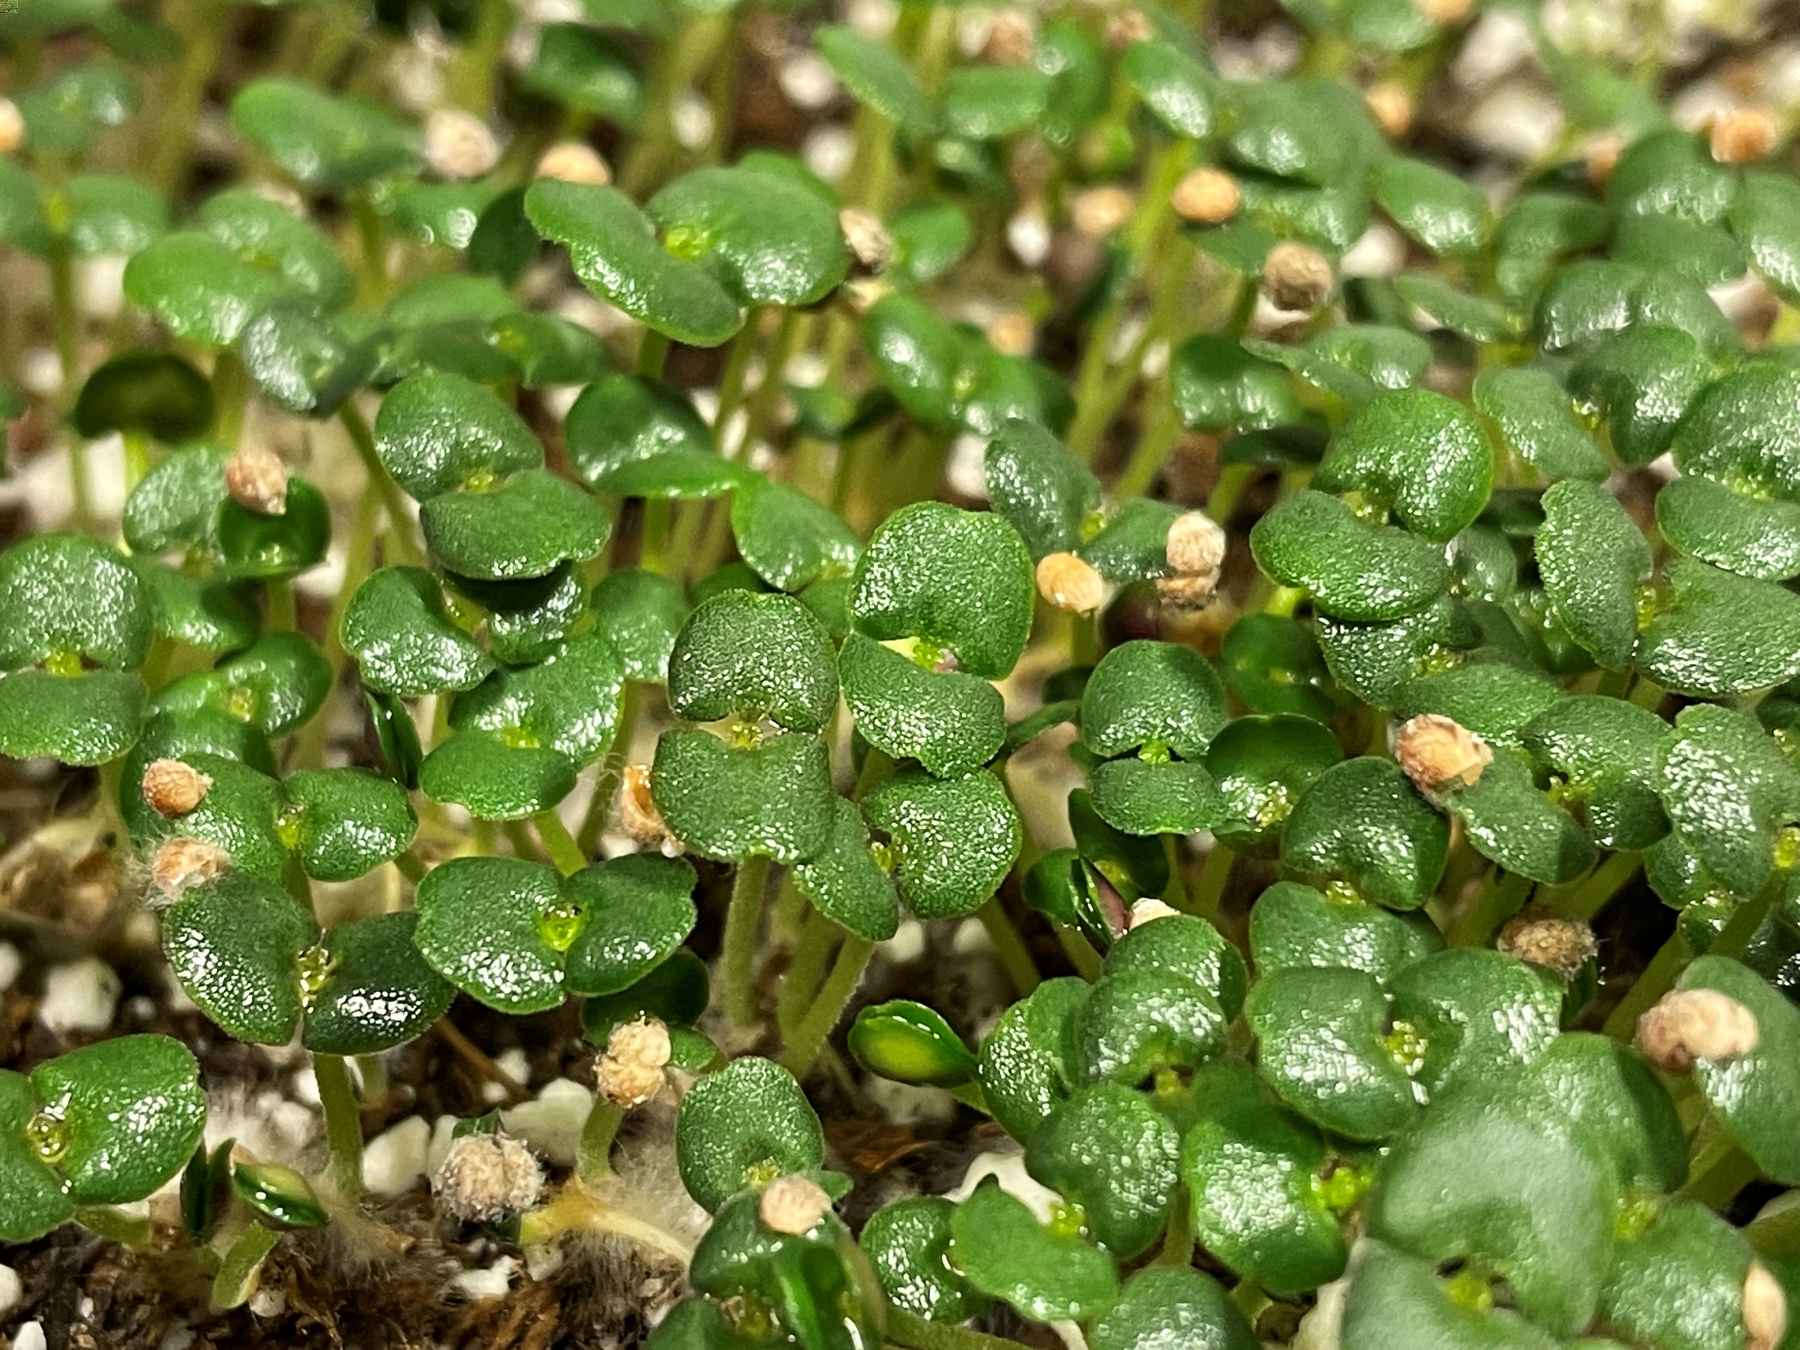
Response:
8,0,1800,1345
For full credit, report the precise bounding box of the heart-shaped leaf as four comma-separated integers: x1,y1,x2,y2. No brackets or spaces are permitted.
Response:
1567,325,1712,466
73,351,211,443
1251,490,1449,621
1282,756,1448,909
524,181,743,346
1341,1240,1564,1350
977,977,1086,1143
668,590,837,733
123,232,304,347
1599,1199,1753,1350
814,25,937,136
591,568,688,683
422,468,611,582
562,853,698,996
1220,614,1338,722
1249,880,1443,984
1315,389,1493,542
1181,1083,1347,1295
161,871,318,1044
1537,479,1653,671
371,370,543,502
1471,366,1611,484
154,632,332,739
0,1071,77,1242
0,533,152,672
193,189,354,308
1730,170,1800,303
520,22,642,123
213,475,331,581
282,767,417,881
1075,968,1229,1087
565,373,749,499
122,443,231,555
1523,1034,1686,1193
676,1057,824,1212
0,669,146,766
300,912,454,1055
1205,714,1343,851
1388,950,1565,1101
1637,557,1800,696
1027,1084,1179,1259
982,419,1103,560
730,479,860,591
651,729,836,863
1373,156,1490,259
1658,703,1800,898
840,633,1003,780
1247,967,1420,1140
647,164,849,308
1518,694,1669,850
1172,335,1303,432
949,1176,1120,1323
850,502,1034,680
1103,909,1247,1018
862,767,1021,920
230,78,420,189
413,856,568,1013
449,632,624,763
418,730,579,820
130,561,258,654
342,566,495,698
862,1196,989,1323
1656,475,1800,582
1081,640,1227,761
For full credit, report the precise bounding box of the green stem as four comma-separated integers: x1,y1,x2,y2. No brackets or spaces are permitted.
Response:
780,934,875,1078
1263,584,1307,617
535,809,586,876
1056,924,1103,980
1448,871,1534,947
1158,1193,1195,1265
265,578,297,632
1115,385,1184,499
576,1101,623,1182
48,248,87,518
1186,842,1230,922
153,0,224,193
884,1308,1023,1350
312,1053,364,1199
449,0,510,113
776,908,841,1036
1681,1138,1760,1210
977,898,1040,998
393,848,427,883
723,855,772,1026
122,430,152,493
1603,929,1692,1040
1204,462,1257,525
212,350,247,449
578,681,645,853
294,490,380,767
638,329,671,379
353,193,388,305
338,403,423,565
1543,850,1640,922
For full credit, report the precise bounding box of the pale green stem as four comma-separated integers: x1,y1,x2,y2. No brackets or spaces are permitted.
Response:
776,909,842,1036
884,1308,1022,1350
338,403,423,565
312,1053,364,1199
212,350,247,449
211,1222,280,1311
1681,1138,1759,1209
1542,850,1640,922
535,809,586,876
977,898,1040,998
576,1101,623,1182
1186,842,1231,922
266,578,297,632
723,855,772,1026
780,934,875,1078
1448,871,1534,947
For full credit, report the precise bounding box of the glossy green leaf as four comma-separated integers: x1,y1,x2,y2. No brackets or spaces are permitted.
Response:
521,23,642,123
1251,490,1449,621
1599,1199,1753,1350
591,568,687,683
371,370,542,501
1656,476,1800,582
1730,170,1800,303
1027,1084,1179,1259
154,632,331,739
301,912,454,1055
949,1176,1120,1323
1373,156,1491,259
0,532,151,672
418,728,578,820
982,419,1102,560
282,767,416,881
977,977,1086,1143
1518,694,1669,850
1316,388,1492,542
1171,335,1303,432
1472,366,1611,483
1537,479,1653,671
814,25,937,136
1103,910,1248,1019
862,1197,987,1324
73,351,211,442
1341,1240,1562,1350
1567,325,1712,466
565,373,748,498
213,476,331,581
1081,640,1227,760
1659,703,1800,900
792,796,900,941
730,479,859,592
862,767,1021,919
1281,756,1448,909
421,468,610,581
849,999,977,1087
647,164,849,307
651,729,835,863
1247,967,1419,1140
413,856,567,1013
1249,879,1443,983
342,566,494,698
839,633,1002,779
1220,614,1338,721
1678,956,1800,1185
230,78,420,189
524,181,743,346
1388,949,1565,1101
1124,39,1215,138
676,1056,824,1212
1638,557,1800,696
161,871,317,1044
668,590,837,732
1205,713,1343,850
1090,1267,1256,1350
0,669,146,766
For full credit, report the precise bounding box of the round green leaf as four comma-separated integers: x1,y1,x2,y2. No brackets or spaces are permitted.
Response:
1373,156,1491,259
839,633,1003,779
1075,968,1228,1087
73,351,211,442
1730,170,1800,304
123,443,230,555
372,370,543,502
1247,967,1419,1140
982,419,1102,561
1316,388,1493,542
861,767,1021,919
730,479,860,592
27,1035,205,1206
161,871,318,1045
1249,880,1443,984
1250,490,1449,621
1567,325,1712,466
862,1197,987,1324
1523,1034,1687,1193
1387,949,1565,1101
0,669,146,766
523,181,743,346
300,912,454,1055
130,560,257,654
676,1056,824,1212
418,729,578,820
342,566,495,698
520,23,642,123
1599,1199,1752,1350
1656,475,1800,582
1205,713,1343,850
1027,1084,1179,1259
1341,1240,1563,1350
1090,1267,1257,1350
422,468,610,582
647,164,850,308
212,476,331,582
976,977,1085,1143
282,767,417,881
1658,703,1800,899
413,856,567,1013
850,502,1034,680
449,632,624,764
193,189,354,308
1220,614,1338,722
230,78,420,189
1124,39,1215,138
1281,756,1448,909
0,532,151,671
948,1176,1120,1323
1537,479,1653,671
814,25,936,136
792,795,901,941
1518,694,1669,850
562,853,698,996
1472,365,1611,484
1638,557,1800,696
668,590,837,733
565,373,748,498
0,1071,76,1242
591,568,688,683
1172,335,1303,432
154,632,332,739
651,729,836,863
1103,911,1247,1018
1081,640,1227,761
